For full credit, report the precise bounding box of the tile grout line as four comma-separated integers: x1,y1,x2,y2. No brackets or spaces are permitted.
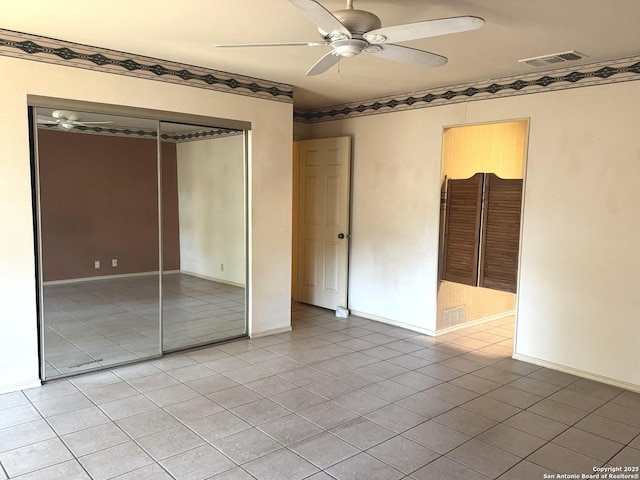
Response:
16,386,95,479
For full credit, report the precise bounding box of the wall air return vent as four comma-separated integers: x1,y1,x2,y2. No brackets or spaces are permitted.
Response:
519,50,587,67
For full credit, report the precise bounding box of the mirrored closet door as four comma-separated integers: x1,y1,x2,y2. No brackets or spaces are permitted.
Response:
32,105,248,380
160,121,247,352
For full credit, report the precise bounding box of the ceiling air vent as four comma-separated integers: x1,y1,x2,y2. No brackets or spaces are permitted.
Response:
519,51,587,67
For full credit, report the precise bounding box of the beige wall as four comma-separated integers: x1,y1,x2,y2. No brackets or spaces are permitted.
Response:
37,130,180,281
437,282,516,329
441,121,527,181
437,120,527,330
0,55,293,393
177,135,245,286
303,80,640,389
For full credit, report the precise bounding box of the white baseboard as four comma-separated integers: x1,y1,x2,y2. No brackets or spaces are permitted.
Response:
0,379,41,395
43,270,180,286
513,353,640,393
250,325,292,338
351,309,515,338
43,269,245,287
350,310,437,336
436,310,515,336
180,270,245,288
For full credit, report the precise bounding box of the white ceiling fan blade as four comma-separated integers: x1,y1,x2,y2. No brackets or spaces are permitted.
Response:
212,41,330,48
364,16,484,44
366,44,447,67
289,0,352,39
74,121,115,125
305,50,341,76
37,118,58,124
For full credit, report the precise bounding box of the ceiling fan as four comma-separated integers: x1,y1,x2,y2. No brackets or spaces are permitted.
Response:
37,110,114,130
212,0,485,76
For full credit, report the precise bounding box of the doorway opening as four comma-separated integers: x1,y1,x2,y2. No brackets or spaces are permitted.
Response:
437,119,529,335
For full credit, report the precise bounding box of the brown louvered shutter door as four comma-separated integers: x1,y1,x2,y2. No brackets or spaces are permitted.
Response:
479,174,523,293
442,173,483,286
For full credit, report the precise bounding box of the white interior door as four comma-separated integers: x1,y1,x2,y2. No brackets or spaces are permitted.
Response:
297,136,351,310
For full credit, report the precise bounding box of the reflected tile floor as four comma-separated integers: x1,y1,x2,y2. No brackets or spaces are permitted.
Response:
1,302,639,479
42,273,246,378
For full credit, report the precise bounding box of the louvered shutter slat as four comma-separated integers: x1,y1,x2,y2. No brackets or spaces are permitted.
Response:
442,173,483,286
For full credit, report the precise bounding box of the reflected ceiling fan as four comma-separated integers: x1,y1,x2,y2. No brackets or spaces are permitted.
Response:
212,0,484,76
37,110,114,130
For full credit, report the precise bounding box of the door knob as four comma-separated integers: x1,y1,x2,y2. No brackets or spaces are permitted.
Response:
338,233,345,239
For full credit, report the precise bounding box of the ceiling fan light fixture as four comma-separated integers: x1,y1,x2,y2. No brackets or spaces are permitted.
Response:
52,110,78,121
322,30,350,41
363,33,386,44
364,45,382,54
332,38,368,57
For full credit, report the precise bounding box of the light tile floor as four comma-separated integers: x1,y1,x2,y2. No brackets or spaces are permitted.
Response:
43,273,245,378
1,302,639,479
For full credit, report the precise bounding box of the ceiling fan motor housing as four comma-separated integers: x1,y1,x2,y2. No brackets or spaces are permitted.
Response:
317,8,383,57
318,8,382,36
333,8,382,35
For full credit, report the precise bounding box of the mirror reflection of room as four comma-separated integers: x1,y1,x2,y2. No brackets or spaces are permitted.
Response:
160,121,247,353
35,107,246,380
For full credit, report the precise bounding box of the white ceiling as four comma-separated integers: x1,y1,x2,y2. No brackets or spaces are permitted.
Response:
3,0,640,109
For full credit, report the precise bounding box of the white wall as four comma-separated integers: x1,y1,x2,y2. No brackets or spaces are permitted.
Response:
514,84,640,390
305,80,640,389
305,107,462,334
0,56,293,393
177,135,245,286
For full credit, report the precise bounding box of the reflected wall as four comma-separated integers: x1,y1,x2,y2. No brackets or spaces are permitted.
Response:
161,123,247,352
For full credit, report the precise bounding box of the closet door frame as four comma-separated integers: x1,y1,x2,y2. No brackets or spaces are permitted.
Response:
30,96,250,381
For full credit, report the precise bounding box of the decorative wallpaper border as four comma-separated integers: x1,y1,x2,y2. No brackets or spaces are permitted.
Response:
294,55,640,123
164,128,243,143
4,28,639,123
0,28,293,104
38,123,243,142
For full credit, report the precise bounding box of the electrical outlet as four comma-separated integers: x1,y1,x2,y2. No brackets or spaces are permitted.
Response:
94,260,100,269
112,259,118,267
